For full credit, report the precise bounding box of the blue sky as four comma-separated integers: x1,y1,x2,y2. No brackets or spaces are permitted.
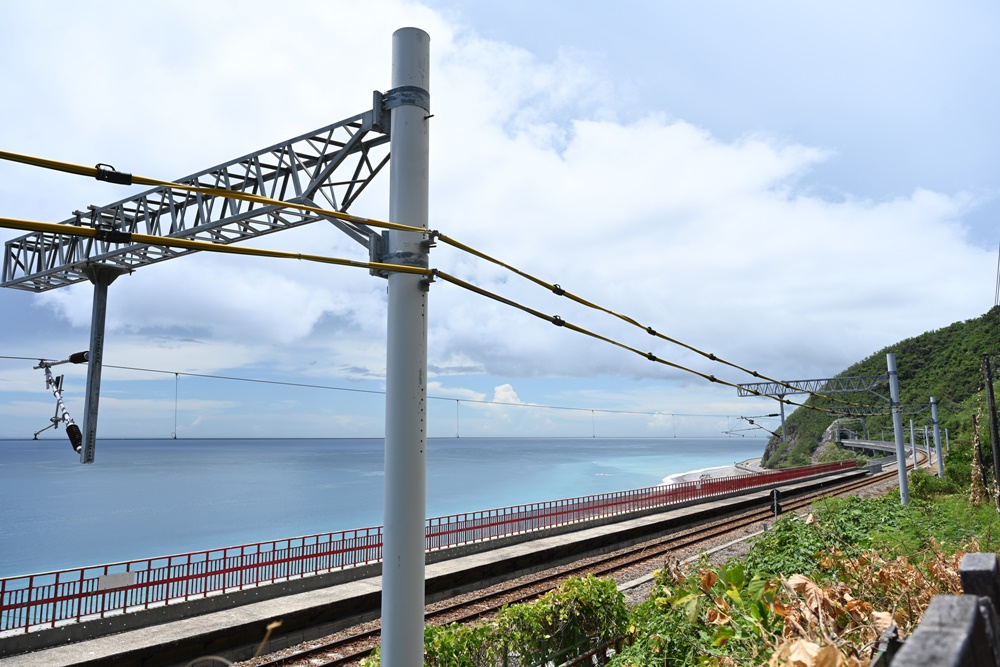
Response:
1,1,996,444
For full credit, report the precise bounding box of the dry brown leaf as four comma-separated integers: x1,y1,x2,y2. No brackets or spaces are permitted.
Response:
770,638,820,666
788,574,826,615
700,568,719,592
871,611,893,635
814,644,842,667
706,607,731,626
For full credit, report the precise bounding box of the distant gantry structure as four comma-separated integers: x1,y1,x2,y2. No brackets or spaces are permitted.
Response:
736,373,888,441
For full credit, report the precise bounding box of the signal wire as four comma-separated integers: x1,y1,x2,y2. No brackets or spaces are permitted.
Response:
0,355,751,423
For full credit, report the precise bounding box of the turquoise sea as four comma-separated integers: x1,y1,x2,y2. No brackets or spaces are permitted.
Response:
0,437,764,578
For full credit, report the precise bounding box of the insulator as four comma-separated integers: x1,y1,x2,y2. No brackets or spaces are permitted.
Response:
69,351,89,364
67,424,83,453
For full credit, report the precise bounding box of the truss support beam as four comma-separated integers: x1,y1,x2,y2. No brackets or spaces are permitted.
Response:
735,374,888,398
3,104,391,293
80,265,126,464
737,373,889,443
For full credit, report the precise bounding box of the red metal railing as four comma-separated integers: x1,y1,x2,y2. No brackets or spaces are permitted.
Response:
0,460,854,634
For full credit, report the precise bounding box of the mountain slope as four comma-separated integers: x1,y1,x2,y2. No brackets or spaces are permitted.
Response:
762,306,1000,468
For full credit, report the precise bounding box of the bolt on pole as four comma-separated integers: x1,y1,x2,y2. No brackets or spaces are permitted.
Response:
380,27,431,667
887,353,910,504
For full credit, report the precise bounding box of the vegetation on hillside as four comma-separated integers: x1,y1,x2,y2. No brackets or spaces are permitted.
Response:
762,306,1000,469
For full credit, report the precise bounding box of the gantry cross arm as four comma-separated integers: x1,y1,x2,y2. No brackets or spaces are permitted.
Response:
736,374,888,398
3,97,391,293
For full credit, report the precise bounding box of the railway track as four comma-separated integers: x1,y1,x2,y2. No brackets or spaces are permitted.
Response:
242,465,907,667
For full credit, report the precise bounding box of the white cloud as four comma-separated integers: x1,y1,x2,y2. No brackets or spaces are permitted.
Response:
1,1,996,438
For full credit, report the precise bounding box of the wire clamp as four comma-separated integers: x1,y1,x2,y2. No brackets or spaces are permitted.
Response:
552,284,565,296
94,224,132,244
646,352,657,362
420,231,439,253
95,163,133,186
552,315,565,327
646,327,657,336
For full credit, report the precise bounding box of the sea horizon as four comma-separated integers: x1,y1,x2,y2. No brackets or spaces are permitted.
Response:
0,436,767,578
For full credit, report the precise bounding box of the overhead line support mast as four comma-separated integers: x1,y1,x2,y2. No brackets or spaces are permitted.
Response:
2,69,407,464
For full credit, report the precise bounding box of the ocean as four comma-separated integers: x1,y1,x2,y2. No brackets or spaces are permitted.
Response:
0,437,764,578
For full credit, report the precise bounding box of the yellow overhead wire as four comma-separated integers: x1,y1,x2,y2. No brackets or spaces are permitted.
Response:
0,149,426,236
0,148,881,414
433,271,863,418
437,232,879,410
0,216,432,278
0,213,866,418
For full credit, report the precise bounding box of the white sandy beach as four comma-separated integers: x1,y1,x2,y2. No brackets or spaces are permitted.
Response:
662,457,764,485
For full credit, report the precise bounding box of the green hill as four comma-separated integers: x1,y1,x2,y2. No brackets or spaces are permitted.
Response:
762,306,1000,468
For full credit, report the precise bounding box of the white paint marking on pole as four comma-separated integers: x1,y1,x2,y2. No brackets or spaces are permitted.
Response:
381,26,430,667
887,353,910,505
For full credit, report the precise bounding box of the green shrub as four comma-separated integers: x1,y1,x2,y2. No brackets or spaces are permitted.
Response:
360,575,627,667
496,574,628,666
908,467,956,498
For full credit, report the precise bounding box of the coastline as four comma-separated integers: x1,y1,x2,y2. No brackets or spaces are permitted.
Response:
662,457,764,485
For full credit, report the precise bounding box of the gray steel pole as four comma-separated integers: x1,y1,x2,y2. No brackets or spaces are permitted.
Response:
887,353,909,504
80,265,123,464
909,418,916,463
924,425,931,469
945,428,950,451
779,395,786,441
931,397,943,477
381,27,430,667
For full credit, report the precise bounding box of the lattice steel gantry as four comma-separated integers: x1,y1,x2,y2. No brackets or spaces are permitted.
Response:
736,373,888,442
3,94,397,463
3,100,391,293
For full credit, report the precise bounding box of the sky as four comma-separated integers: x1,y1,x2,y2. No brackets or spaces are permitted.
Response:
0,0,997,445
